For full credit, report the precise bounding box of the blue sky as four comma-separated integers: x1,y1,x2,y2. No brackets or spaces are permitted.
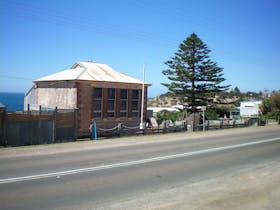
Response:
0,0,279,97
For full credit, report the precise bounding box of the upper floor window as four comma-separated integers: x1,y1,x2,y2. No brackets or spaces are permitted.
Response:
107,88,115,117
132,89,139,117
108,88,115,99
94,88,102,99
120,89,128,117
93,88,102,118
132,89,139,100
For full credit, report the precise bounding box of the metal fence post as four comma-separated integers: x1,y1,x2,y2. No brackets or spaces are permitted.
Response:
92,122,97,140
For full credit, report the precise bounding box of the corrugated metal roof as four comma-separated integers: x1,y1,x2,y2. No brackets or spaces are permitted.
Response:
35,61,150,85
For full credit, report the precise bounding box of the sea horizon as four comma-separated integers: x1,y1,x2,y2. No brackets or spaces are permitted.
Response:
0,91,25,94
0,92,25,111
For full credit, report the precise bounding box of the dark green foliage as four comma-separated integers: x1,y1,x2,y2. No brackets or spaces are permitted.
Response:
215,106,231,118
260,91,280,123
205,107,218,120
205,106,231,120
162,33,229,107
156,110,182,124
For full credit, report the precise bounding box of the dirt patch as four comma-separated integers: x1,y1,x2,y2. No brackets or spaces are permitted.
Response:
109,160,280,210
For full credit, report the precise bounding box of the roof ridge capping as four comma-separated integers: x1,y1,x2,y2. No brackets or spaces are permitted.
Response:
74,61,151,85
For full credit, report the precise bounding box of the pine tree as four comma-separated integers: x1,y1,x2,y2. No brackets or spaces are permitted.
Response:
162,33,229,107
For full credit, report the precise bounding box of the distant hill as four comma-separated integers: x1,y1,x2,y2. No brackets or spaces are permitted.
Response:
148,91,264,108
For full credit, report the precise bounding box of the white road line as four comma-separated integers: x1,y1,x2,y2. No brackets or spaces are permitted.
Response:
1,137,279,184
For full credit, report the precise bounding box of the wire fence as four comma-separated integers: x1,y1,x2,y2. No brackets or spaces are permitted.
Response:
95,118,264,139
0,105,266,146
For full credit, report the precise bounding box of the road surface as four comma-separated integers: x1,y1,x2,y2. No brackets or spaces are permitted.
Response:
0,125,279,209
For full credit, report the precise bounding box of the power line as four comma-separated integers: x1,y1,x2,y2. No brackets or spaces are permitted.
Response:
0,0,246,56
0,75,34,81
0,0,197,47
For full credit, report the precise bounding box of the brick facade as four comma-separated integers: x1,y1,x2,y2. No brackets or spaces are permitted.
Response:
75,81,148,136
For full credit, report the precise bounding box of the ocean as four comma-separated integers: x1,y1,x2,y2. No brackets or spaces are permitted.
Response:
0,92,25,111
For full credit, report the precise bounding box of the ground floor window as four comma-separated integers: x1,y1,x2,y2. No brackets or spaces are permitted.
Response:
92,87,142,119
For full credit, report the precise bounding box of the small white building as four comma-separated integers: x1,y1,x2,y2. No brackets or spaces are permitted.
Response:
147,106,181,117
240,101,262,118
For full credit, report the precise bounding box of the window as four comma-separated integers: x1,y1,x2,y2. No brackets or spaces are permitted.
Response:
93,111,101,118
132,89,139,99
93,88,102,118
132,101,139,110
132,89,139,117
120,89,127,117
120,100,127,110
107,100,115,110
108,88,115,99
93,100,102,110
94,88,102,98
120,89,127,99
107,88,115,117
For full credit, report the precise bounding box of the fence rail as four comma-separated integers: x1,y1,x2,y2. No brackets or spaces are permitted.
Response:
95,118,264,139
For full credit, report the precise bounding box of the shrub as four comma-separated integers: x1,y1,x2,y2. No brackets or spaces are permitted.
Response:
156,110,182,124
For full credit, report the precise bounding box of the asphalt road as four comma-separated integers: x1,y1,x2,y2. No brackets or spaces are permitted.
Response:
0,126,279,209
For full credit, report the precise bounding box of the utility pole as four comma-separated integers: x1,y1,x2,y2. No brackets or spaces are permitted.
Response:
140,64,145,129
202,106,206,132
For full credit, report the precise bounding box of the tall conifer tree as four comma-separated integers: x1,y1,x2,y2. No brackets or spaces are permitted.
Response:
162,33,229,107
